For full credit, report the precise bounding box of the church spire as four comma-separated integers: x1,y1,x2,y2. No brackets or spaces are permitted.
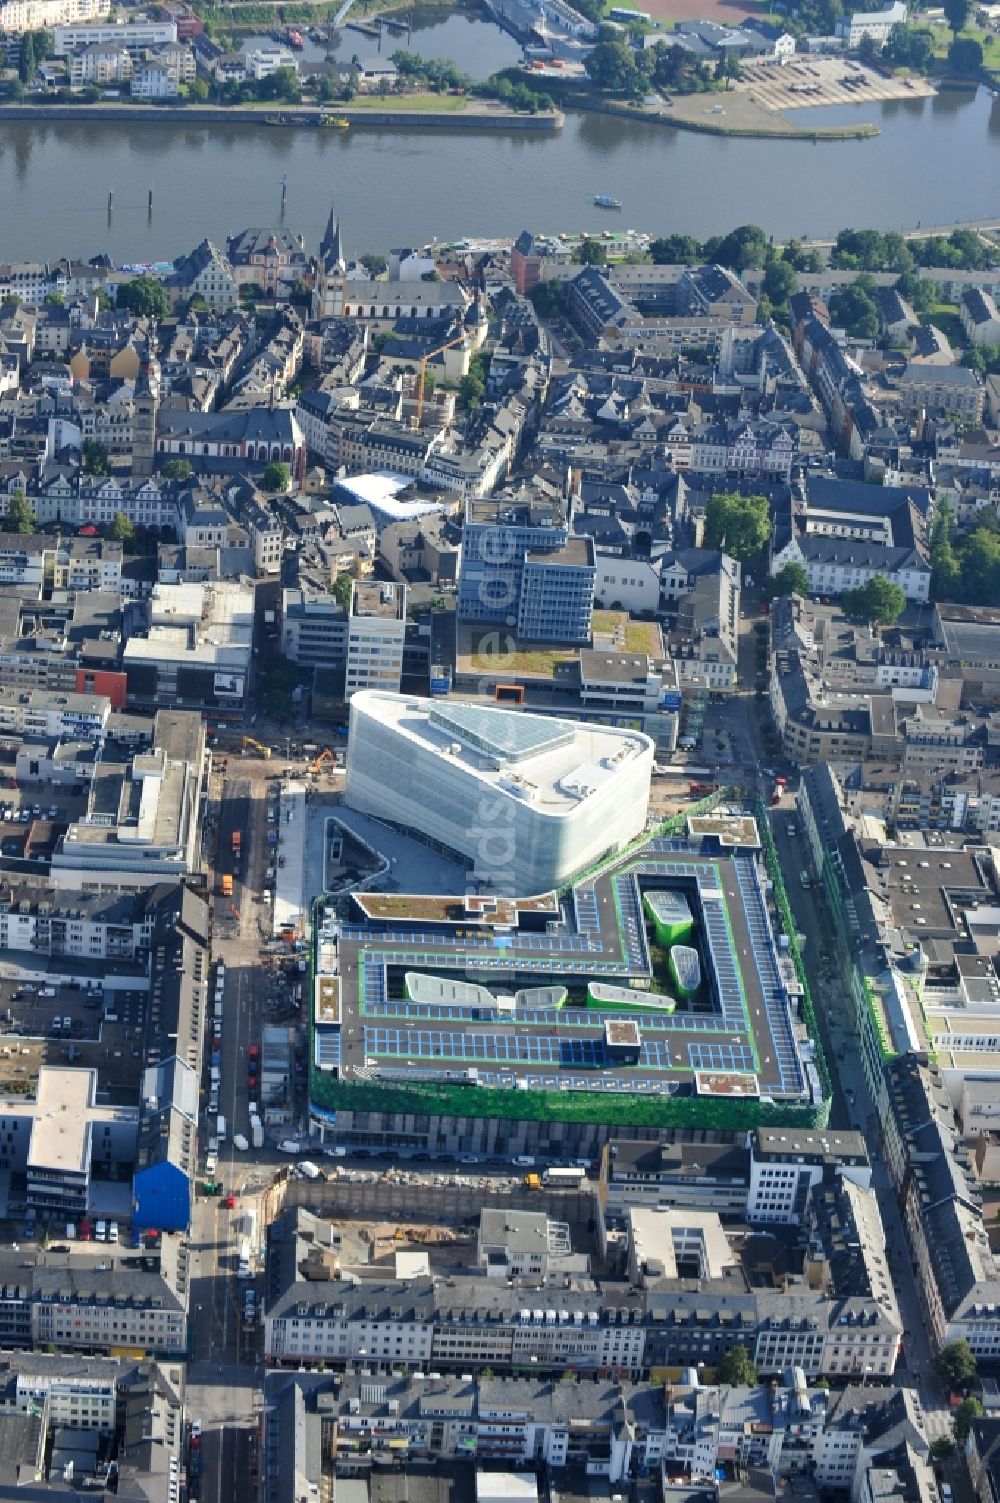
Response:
320,203,343,271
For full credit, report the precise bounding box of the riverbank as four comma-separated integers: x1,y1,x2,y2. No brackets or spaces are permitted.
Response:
573,92,880,140
0,99,563,130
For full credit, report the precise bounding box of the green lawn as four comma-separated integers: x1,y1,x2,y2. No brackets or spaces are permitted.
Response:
920,303,965,347
926,19,1000,77
339,92,470,111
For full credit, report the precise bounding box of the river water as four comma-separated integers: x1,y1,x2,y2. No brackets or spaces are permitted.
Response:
0,28,998,262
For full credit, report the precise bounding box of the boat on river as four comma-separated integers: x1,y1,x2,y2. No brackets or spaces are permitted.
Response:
593,193,622,210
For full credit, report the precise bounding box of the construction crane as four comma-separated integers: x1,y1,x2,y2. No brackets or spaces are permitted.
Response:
309,747,333,776
242,736,272,759
415,333,470,428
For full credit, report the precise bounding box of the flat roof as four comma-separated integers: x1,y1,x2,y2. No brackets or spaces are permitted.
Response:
352,580,406,620
875,845,991,937
354,692,651,814
7,1067,130,1176
311,820,813,1117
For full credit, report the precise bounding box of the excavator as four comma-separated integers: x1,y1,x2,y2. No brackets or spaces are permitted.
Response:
242,736,272,759
309,747,333,776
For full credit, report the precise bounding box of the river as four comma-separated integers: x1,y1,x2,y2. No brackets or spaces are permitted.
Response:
0,35,998,261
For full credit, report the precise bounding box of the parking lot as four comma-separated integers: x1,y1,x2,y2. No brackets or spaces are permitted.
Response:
740,55,935,112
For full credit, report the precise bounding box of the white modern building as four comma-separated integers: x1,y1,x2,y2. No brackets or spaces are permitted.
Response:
0,0,108,35
346,580,406,698
345,692,653,894
836,0,906,45
53,18,176,51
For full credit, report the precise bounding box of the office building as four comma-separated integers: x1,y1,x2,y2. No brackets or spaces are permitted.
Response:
345,691,652,893
346,581,406,698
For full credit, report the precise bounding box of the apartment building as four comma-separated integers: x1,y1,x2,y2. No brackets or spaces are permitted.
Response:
0,0,109,34
262,1369,926,1502
0,687,111,743
0,1242,187,1357
882,1052,1000,1359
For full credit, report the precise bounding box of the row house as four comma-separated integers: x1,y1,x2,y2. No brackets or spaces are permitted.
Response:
0,1244,187,1358
265,1369,925,1497
882,1053,1000,1361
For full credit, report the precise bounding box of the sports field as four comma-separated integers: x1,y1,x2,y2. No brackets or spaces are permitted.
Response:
633,0,764,21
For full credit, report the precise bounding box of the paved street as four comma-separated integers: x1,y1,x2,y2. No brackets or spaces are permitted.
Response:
180,667,971,1498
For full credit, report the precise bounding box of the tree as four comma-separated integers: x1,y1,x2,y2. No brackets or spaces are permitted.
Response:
18,32,36,84
106,511,135,543
713,224,770,273
930,1437,956,1461
895,271,935,313
186,75,210,101
650,234,701,265
954,1397,983,1442
116,275,169,320
585,39,648,96
842,575,906,625
948,34,983,72
703,491,772,565
962,342,1000,376
943,0,971,32
331,571,355,610
459,369,486,408
885,22,935,71
82,439,109,476
831,228,887,271
578,238,607,266
360,252,388,277
829,281,879,341
527,279,563,319
44,292,65,306
763,259,798,306
772,561,810,597
160,458,192,482
262,65,301,103
938,1334,974,1388
262,461,291,493
6,490,35,534
716,1345,757,1385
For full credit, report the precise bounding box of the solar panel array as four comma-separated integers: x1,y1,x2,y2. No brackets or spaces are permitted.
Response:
323,832,807,1102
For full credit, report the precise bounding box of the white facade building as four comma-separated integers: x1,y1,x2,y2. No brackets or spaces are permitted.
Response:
53,18,176,51
345,692,653,894
346,581,406,698
0,0,108,35
243,44,296,79
837,1,907,45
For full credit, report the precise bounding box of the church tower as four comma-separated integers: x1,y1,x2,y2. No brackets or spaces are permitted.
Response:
313,203,345,320
132,333,160,479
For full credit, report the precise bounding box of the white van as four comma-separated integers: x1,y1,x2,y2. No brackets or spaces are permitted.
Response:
217,1115,227,1144
95,1220,107,1241
108,1222,119,1244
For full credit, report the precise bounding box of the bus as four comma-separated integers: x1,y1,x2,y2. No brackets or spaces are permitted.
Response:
542,1166,586,1187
